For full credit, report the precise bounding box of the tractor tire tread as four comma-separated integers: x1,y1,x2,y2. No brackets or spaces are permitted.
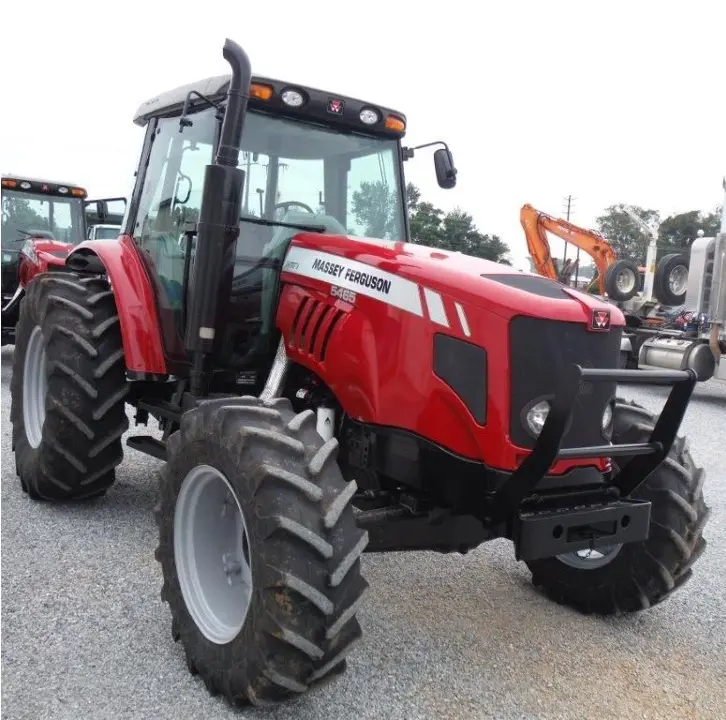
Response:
155,397,368,708
10,271,127,500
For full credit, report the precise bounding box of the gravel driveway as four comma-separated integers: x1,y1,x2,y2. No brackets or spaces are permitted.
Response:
2,344,725,720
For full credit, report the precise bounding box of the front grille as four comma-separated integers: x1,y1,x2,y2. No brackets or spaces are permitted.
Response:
509,315,622,449
290,296,344,362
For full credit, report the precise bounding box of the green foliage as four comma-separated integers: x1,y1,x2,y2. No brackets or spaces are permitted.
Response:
350,181,400,240
349,179,511,264
595,205,660,263
596,203,723,264
658,207,722,250
406,182,511,264
1,196,50,246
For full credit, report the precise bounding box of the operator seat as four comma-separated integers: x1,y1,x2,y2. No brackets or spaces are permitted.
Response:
259,211,349,337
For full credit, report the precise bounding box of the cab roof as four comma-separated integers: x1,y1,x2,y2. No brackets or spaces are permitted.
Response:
2,173,82,188
132,74,408,139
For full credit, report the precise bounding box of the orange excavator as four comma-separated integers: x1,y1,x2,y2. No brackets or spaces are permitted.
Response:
520,203,642,302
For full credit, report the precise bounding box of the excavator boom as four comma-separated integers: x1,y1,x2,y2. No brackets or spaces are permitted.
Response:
520,203,618,294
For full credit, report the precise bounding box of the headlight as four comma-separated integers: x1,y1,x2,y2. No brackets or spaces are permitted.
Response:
21,240,38,264
602,402,614,435
525,400,551,437
281,89,305,107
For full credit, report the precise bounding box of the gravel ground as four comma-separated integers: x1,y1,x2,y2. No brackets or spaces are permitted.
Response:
2,344,725,720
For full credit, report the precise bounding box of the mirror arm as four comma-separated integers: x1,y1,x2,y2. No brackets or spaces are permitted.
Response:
402,140,452,161
179,91,223,132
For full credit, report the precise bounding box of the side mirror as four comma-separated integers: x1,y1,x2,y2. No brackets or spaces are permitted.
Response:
95,200,109,223
434,148,457,189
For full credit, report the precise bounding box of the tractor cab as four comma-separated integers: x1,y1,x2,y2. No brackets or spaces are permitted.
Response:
1,176,126,344
2,175,89,343
118,72,456,380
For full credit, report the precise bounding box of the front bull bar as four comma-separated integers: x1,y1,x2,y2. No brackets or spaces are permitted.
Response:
493,364,698,560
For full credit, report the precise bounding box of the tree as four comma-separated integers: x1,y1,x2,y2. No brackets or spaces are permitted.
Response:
1,196,49,245
350,181,400,240
595,204,660,264
350,180,511,263
658,207,723,250
406,182,511,264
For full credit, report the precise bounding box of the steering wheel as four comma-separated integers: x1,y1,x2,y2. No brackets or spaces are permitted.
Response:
275,200,314,215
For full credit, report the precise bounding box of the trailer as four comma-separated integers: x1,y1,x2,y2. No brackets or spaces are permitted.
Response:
619,179,726,381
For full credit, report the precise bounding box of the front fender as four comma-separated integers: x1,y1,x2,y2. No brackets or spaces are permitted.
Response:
66,235,167,375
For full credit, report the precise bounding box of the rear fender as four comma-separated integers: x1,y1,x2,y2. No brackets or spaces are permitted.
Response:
65,235,167,375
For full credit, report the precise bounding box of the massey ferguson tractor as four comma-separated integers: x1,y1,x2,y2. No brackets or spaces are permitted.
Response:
10,38,710,708
1,174,125,345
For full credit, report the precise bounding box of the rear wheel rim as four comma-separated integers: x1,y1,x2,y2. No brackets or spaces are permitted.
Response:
616,270,636,294
174,464,253,645
23,326,47,449
668,265,688,296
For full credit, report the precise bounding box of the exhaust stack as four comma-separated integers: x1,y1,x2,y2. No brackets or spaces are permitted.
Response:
184,39,252,394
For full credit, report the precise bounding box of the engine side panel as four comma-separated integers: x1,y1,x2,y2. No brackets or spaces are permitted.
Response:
277,240,612,475
65,235,167,375
276,280,490,462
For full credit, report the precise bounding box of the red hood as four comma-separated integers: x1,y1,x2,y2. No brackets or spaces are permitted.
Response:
286,233,626,328
26,238,74,255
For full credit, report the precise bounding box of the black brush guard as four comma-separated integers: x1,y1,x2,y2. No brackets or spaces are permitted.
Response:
494,364,698,561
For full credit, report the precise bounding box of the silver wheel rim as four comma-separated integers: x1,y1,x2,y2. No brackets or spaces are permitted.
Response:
668,265,688,296
556,543,622,569
174,464,253,645
23,326,48,449
616,270,636,294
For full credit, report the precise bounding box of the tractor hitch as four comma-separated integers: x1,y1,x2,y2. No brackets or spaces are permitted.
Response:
513,497,651,561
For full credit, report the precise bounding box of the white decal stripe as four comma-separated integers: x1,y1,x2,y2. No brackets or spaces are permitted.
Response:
423,288,449,327
283,246,423,317
455,302,471,337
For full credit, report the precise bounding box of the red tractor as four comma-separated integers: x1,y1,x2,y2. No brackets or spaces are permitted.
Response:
1,174,125,345
10,38,709,707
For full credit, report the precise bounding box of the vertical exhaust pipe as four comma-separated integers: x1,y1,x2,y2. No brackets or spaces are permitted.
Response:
185,39,252,394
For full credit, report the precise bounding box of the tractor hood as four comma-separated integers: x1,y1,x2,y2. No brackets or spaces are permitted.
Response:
283,233,626,330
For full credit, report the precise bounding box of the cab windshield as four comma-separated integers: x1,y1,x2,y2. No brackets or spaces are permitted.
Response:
134,104,405,248
1,189,86,249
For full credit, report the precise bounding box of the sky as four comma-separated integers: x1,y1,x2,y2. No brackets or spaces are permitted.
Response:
1,0,724,270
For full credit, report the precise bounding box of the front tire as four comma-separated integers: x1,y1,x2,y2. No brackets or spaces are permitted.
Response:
525,399,709,615
155,396,369,707
10,272,129,500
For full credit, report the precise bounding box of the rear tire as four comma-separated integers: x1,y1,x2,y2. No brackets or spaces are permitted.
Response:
525,399,709,614
155,395,369,707
654,253,689,306
10,272,128,500
604,259,640,302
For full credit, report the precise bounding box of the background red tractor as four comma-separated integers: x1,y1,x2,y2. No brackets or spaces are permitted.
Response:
10,38,709,708
1,174,125,345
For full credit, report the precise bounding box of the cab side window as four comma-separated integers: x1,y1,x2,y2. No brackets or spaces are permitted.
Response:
133,109,216,310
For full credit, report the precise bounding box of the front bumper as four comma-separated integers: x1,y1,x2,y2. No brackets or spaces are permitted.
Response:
515,498,651,561
494,363,697,561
